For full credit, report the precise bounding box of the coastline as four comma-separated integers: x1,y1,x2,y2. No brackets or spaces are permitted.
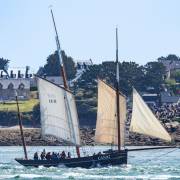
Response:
0,127,179,146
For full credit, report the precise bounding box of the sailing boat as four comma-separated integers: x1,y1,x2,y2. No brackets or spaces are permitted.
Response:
15,11,175,167
15,22,175,167
15,11,128,168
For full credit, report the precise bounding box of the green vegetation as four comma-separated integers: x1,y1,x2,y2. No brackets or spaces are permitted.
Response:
77,61,166,96
74,60,176,126
0,57,10,76
0,99,39,113
38,50,76,80
171,70,180,83
158,54,180,61
165,79,177,86
0,52,179,127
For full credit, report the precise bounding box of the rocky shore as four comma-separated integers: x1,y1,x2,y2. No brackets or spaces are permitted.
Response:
0,127,95,146
0,125,179,146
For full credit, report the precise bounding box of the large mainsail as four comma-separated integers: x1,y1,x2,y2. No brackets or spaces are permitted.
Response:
130,88,171,142
37,77,81,145
95,79,126,147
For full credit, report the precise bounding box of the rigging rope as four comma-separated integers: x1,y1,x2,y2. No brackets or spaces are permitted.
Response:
146,148,179,162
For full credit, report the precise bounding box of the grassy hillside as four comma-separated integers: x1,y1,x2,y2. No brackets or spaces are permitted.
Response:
0,99,39,113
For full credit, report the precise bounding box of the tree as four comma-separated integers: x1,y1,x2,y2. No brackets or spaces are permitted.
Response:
171,70,180,83
144,62,166,92
32,103,40,126
157,54,180,61
79,61,145,95
0,58,10,76
43,51,60,76
40,50,76,80
166,54,179,61
61,51,76,80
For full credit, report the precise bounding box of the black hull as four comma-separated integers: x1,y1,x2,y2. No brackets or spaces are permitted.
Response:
15,150,128,168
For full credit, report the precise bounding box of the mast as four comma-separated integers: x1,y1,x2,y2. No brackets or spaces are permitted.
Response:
50,9,68,89
115,27,121,151
15,92,28,160
50,9,80,157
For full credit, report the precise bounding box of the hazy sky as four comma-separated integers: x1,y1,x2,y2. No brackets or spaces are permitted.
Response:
1,0,180,72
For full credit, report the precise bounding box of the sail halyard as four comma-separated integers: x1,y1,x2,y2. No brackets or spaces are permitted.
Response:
129,88,172,142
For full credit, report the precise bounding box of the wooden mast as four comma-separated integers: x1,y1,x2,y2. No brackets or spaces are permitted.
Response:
50,9,80,157
50,9,68,89
15,91,28,160
115,28,121,151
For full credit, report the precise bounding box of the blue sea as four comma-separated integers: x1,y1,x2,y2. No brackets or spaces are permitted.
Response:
0,146,179,180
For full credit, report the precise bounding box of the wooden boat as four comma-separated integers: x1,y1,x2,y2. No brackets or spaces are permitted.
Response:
15,10,174,168
15,149,128,168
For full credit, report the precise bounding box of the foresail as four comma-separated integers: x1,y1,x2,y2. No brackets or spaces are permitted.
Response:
37,77,81,145
95,79,126,146
129,88,171,142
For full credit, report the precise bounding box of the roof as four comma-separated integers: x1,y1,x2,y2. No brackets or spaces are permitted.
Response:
142,93,158,96
0,67,34,78
76,59,93,66
159,60,180,71
161,96,180,103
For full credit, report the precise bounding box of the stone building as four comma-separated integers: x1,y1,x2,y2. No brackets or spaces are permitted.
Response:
0,67,31,101
0,79,30,101
158,59,180,79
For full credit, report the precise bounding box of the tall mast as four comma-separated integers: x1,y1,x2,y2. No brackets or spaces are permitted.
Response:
50,9,80,157
15,92,28,160
115,27,121,151
50,9,68,89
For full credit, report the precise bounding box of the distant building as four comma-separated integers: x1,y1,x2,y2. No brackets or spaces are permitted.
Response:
0,79,30,101
158,59,180,79
142,93,159,106
36,66,64,86
160,91,180,105
76,59,93,70
45,76,63,86
161,96,180,105
0,67,33,101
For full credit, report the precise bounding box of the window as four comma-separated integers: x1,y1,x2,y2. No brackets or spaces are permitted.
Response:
19,83,25,90
8,83,14,90
0,83,3,89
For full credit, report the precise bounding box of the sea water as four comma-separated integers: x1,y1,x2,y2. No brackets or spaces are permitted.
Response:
0,146,179,180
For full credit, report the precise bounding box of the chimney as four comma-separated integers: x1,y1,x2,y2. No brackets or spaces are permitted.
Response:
10,70,13,78
18,70,21,78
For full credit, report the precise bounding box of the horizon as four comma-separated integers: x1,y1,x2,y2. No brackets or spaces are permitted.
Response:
1,0,180,71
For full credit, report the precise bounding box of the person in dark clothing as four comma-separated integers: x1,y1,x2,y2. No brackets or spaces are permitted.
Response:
40,151,46,160
67,152,71,159
45,152,51,160
98,152,102,155
34,152,38,160
51,152,58,160
60,151,66,159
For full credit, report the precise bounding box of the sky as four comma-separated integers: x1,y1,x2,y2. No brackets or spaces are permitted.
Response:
1,0,180,72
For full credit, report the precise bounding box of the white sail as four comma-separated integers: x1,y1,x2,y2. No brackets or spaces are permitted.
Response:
37,77,81,145
130,88,171,142
95,79,126,146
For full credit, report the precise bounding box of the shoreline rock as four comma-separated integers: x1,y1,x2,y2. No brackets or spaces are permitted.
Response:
0,126,179,146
